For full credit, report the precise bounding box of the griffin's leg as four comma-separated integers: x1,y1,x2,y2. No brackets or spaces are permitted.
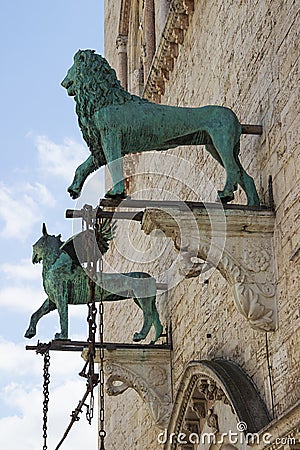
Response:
132,297,154,342
68,155,97,199
149,297,163,345
54,298,69,340
24,298,56,339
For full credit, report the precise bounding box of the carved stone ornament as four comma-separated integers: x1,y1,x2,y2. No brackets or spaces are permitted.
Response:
91,347,173,429
142,205,277,332
116,34,128,53
144,0,195,101
166,359,271,450
207,408,219,433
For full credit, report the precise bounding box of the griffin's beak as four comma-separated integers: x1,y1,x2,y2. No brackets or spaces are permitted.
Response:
32,254,41,264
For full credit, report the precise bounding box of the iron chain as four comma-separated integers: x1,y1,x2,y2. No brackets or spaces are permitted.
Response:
98,253,106,449
42,348,50,450
53,205,106,449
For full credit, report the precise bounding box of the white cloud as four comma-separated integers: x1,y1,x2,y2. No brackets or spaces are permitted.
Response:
0,259,41,281
24,182,56,207
0,379,97,450
0,337,98,449
0,259,89,317
36,135,87,181
0,182,55,241
0,338,41,376
0,285,44,313
0,337,90,381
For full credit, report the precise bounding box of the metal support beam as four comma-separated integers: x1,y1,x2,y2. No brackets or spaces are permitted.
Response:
65,209,143,221
99,198,270,210
66,201,271,221
241,124,263,135
26,340,172,353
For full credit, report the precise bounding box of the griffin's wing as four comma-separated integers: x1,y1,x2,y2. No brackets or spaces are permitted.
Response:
60,230,90,266
96,218,117,255
60,219,116,265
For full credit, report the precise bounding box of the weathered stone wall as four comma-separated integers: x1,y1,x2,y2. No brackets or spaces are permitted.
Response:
104,0,120,67
103,1,299,448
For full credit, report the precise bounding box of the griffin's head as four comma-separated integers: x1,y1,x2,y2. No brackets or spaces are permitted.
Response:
32,224,62,264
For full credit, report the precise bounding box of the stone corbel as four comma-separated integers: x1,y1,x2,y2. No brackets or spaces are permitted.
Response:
116,34,128,54
141,206,277,332
91,347,172,429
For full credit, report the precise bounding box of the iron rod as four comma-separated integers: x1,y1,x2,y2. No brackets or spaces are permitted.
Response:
65,209,143,221
241,124,263,135
26,341,172,352
99,198,271,210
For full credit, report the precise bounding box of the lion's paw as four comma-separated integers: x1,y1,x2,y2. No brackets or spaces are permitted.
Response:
54,332,69,340
24,328,36,339
217,190,235,204
104,189,128,199
133,332,144,342
67,186,80,199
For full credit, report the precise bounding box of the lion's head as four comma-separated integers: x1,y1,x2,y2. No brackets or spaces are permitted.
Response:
61,49,141,109
61,49,148,162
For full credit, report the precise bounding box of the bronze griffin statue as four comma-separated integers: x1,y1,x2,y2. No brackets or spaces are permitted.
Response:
25,222,163,343
61,49,260,206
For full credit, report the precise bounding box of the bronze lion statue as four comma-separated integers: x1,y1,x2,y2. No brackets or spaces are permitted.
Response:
62,49,260,206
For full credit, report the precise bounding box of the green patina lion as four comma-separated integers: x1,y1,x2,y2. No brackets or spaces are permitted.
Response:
24,222,163,343
62,49,259,206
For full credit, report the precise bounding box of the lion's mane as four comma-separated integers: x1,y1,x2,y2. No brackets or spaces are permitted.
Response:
72,49,148,161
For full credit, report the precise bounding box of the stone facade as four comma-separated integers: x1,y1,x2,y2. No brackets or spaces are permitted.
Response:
102,1,299,449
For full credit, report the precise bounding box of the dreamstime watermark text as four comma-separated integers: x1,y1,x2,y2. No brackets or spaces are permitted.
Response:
158,422,297,446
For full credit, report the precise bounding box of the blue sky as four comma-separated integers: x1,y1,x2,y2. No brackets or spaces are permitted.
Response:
0,1,105,448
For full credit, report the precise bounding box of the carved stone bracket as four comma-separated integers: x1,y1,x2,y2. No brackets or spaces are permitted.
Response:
141,205,277,331
91,347,173,429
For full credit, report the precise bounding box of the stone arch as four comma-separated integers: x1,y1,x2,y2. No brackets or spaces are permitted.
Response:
165,359,271,450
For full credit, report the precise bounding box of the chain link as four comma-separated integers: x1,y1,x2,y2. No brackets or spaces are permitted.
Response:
98,253,106,448
85,206,99,425
42,348,50,450
53,205,107,449
87,207,106,448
